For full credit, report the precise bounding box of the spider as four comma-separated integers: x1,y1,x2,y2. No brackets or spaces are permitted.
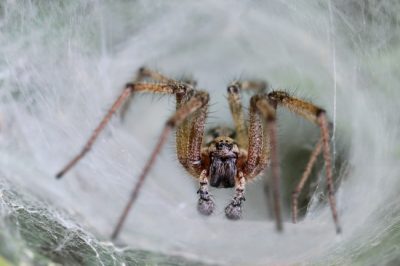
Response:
56,67,341,240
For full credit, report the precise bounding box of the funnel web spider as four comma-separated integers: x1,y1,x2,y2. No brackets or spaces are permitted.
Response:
56,67,341,240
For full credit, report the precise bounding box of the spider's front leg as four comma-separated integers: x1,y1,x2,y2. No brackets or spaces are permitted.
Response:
111,89,209,239
119,67,175,120
197,170,215,215
225,172,246,220
225,83,278,224
55,66,209,239
247,94,283,231
56,80,188,179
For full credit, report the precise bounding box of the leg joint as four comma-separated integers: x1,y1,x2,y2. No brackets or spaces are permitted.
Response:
125,83,135,91
316,108,326,117
194,91,210,105
250,94,276,121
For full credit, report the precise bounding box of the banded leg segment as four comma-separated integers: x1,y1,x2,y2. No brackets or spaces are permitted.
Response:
111,90,209,240
268,91,341,233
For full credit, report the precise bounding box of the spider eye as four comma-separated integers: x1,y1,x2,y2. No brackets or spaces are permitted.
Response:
227,85,239,94
216,142,233,150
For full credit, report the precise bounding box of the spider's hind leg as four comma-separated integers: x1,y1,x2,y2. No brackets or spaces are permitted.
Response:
268,90,341,233
291,137,323,223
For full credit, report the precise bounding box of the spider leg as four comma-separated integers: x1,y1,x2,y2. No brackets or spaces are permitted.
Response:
197,170,215,215
292,137,323,223
225,172,246,220
227,80,268,149
175,89,215,215
120,67,176,120
120,67,197,120
187,101,208,175
111,90,209,240
268,90,341,234
56,86,133,178
57,65,208,238
249,95,283,231
177,93,215,216
56,81,191,178
226,84,281,228
135,66,174,82
227,84,249,149
225,83,261,220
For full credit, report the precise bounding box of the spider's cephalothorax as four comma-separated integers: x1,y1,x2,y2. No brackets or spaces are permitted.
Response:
208,136,239,188
56,67,342,240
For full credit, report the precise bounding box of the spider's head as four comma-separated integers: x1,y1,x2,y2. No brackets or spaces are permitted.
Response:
208,136,239,188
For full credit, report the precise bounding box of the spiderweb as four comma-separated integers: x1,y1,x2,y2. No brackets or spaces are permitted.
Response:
1,0,400,265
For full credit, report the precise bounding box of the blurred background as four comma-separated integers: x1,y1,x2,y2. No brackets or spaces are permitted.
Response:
1,0,400,265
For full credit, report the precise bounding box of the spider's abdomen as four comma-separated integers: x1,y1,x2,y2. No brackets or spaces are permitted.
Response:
209,156,237,188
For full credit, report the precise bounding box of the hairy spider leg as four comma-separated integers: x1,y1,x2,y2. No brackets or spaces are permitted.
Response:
227,84,249,149
55,66,212,239
292,137,323,223
250,95,282,232
226,84,281,228
225,82,261,220
56,86,133,179
56,65,198,178
267,91,341,234
197,169,215,215
122,67,201,174
120,67,177,120
227,80,268,149
223,171,247,220
56,67,173,178
122,67,200,173
56,82,182,178
111,89,210,240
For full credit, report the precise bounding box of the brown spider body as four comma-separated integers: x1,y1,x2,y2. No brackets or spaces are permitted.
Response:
56,67,341,240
